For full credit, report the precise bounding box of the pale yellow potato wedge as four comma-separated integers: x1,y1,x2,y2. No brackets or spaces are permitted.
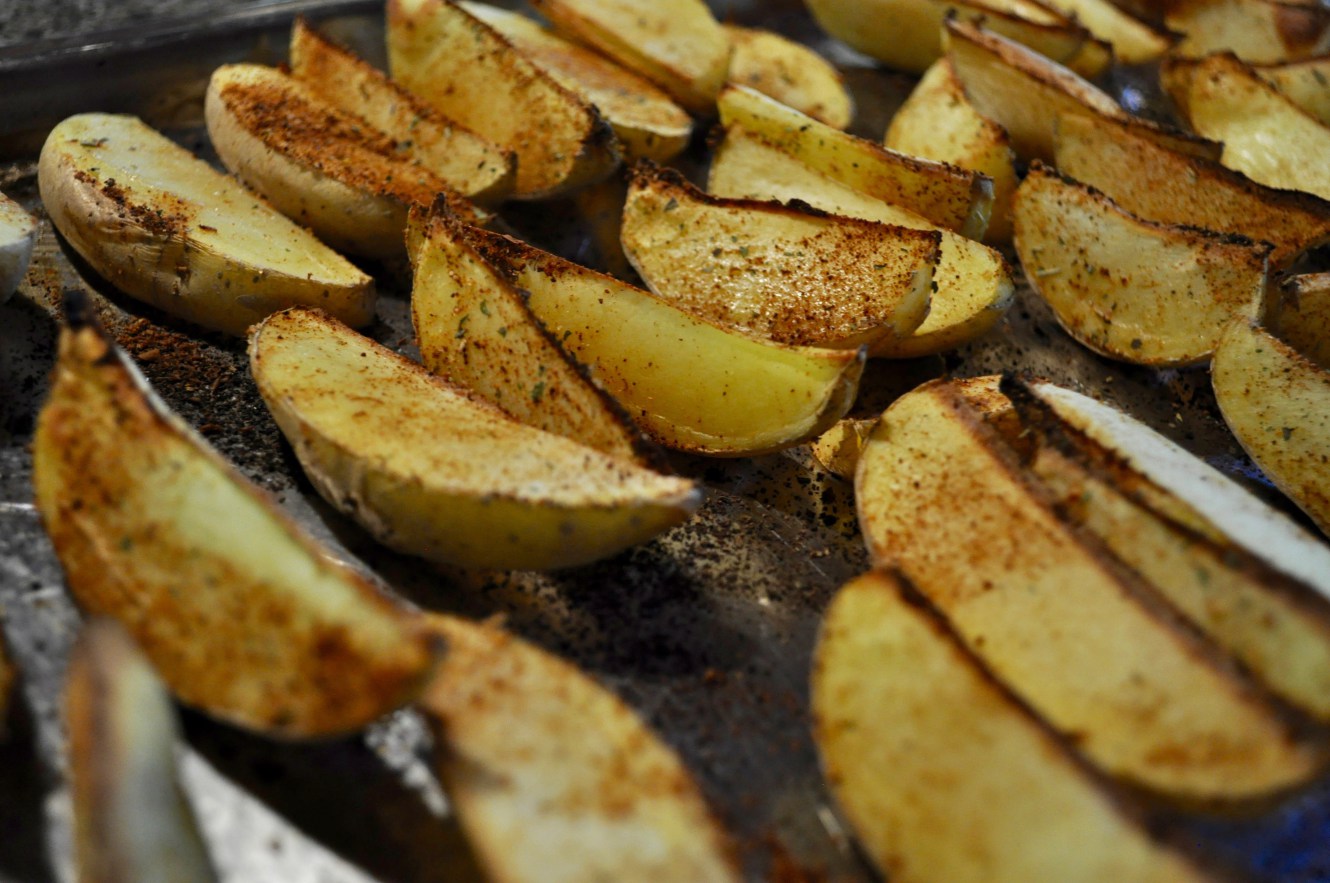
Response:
465,227,865,456
250,307,699,570
722,25,852,130
856,378,1324,801
1037,0,1175,63
1212,319,1330,537
458,3,692,163
1013,162,1271,367
66,620,217,883
409,204,648,463
419,614,740,883
289,18,515,204
620,165,938,354
387,0,619,199
1274,272,1330,368
946,20,1221,162
0,192,37,302
803,0,1112,76
717,84,995,238
1254,55,1330,124
1054,112,1330,267
32,300,433,737
38,113,374,337
1164,52,1330,201
813,571,1211,883
528,0,730,115
206,63,481,259
708,126,1013,357
809,417,875,479
1168,0,1330,62
885,58,1019,243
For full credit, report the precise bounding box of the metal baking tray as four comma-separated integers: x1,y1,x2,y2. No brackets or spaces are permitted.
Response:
3,1,1330,880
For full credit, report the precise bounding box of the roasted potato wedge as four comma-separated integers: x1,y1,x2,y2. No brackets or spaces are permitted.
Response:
1037,0,1175,63
457,2,692,163
708,125,1013,357
722,25,852,130
32,300,432,737
387,0,619,199
528,0,731,114
856,378,1324,801
0,192,37,302
1254,55,1330,125
885,58,1019,243
946,20,1221,162
803,0,1111,76
1013,162,1271,366
1054,112,1330,267
206,63,481,259
419,614,740,883
1164,51,1330,201
620,165,939,353
289,18,515,203
1212,318,1330,537
66,619,217,883
465,227,865,456
1167,0,1330,62
409,204,648,463
38,113,374,337
1273,272,1330,368
717,85,994,239
250,307,699,571
813,571,1211,883
809,417,875,480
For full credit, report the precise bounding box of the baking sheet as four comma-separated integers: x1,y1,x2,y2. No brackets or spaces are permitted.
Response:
3,1,1330,880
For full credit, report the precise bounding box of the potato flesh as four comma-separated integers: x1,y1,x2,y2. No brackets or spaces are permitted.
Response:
813,572,1208,883
0,192,37,301
470,231,865,456
387,0,618,199
66,620,217,883
1256,57,1330,125
1275,273,1330,368
1054,113,1330,268
1014,164,1270,367
420,615,740,883
1167,0,1330,62
621,169,938,353
410,210,646,463
708,127,1013,357
722,25,852,130
856,381,1322,800
1212,320,1330,538
37,113,374,336
885,58,1019,243
32,321,432,737
289,19,515,203
718,85,994,238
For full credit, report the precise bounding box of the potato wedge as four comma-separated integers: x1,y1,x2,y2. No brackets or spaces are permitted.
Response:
1013,162,1271,367
945,19,1221,162
38,113,374,337
1163,51,1330,201
528,0,731,114
456,2,692,163
809,417,875,479
289,18,515,204
206,63,481,259
0,192,37,302
1254,55,1330,125
885,58,1019,243
1273,272,1330,368
1036,0,1175,63
250,307,700,570
1212,318,1330,537
387,0,619,199
722,25,852,130
419,614,740,883
465,227,865,456
717,85,995,239
813,571,1211,883
409,204,649,463
1167,0,1330,62
856,379,1323,801
66,619,217,883
620,164,939,353
708,126,1013,357
32,299,432,737
803,0,1111,77
1054,112,1330,267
